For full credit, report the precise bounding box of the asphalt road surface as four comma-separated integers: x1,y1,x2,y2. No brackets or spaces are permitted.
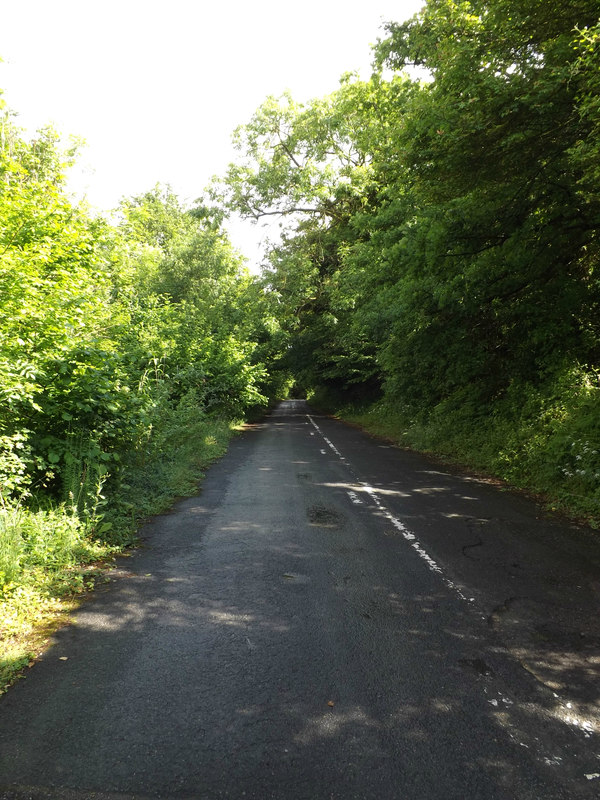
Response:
1,400,599,799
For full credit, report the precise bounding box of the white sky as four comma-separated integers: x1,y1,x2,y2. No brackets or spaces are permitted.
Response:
0,0,423,267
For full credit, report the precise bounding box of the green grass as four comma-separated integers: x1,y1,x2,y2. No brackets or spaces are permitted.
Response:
0,409,239,694
102,410,238,541
0,504,113,693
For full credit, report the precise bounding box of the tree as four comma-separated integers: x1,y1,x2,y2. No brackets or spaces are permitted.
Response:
0,114,121,495
219,75,414,400
367,0,600,406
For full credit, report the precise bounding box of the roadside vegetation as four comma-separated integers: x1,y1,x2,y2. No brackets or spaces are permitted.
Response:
1,0,599,691
0,110,289,691
218,0,600,524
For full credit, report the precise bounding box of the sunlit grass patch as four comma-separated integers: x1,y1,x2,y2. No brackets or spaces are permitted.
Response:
0,553,114,693
0,413,239,694
0,501,117,692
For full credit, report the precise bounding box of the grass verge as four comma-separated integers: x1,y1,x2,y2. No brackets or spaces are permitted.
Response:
0,411,239,695
328,369,600,528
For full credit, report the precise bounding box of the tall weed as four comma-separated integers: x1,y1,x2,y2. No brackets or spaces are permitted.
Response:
106,399,236,536
1,399,239,692
62,430,110,521
0,502,24,587
0,503,91,593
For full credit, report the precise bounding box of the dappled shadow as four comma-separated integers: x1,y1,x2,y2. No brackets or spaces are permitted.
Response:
312,476,600,725
0,401,598,798
304,403,600,733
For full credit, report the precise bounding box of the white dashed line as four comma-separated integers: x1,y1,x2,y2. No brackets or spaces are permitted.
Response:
306,412,599,776
347,491,364,505
307,414,472,604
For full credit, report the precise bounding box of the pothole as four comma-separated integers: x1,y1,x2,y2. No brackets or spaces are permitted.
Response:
307,505,344,528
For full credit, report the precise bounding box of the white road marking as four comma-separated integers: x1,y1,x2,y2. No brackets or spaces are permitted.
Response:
347,491,364,505
306,412,600,774
307,414,472,603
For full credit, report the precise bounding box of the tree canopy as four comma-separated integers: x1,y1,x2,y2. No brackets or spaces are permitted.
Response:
219,0,600,516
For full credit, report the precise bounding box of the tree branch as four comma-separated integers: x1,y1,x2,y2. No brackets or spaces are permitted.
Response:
275,138,304,170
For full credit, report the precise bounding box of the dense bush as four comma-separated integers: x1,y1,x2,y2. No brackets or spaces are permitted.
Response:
0,99,290,687
0,104,285,612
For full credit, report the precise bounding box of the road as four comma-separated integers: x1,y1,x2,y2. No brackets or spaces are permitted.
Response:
0,399,599,799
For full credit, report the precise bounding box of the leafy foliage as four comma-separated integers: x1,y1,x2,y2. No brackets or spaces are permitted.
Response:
2,0,600,690
222,0,600,520
0,98,287,688
0,104,281,599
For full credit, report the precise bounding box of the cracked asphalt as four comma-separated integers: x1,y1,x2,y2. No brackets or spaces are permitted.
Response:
0,399,599,799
